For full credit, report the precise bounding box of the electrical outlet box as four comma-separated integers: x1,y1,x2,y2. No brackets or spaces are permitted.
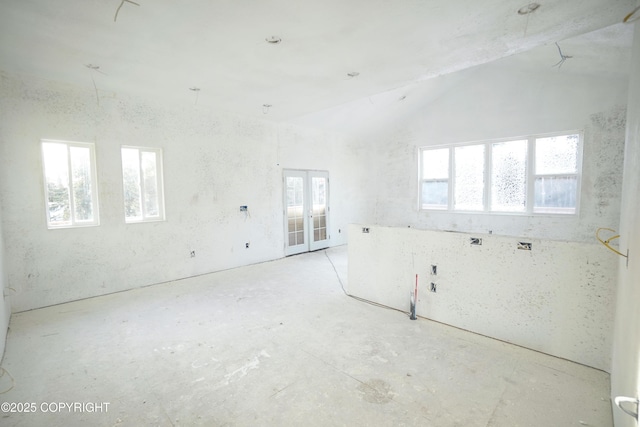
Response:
470,237,482,245
517,242,532,251
240,206,248,212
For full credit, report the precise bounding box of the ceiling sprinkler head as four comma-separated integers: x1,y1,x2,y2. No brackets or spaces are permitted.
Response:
262,104,272,114
518,3,540,15
347,71,360,78
189,87,201,92
265,36,282,44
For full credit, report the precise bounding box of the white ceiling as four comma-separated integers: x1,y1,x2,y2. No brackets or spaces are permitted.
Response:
0,0,637,123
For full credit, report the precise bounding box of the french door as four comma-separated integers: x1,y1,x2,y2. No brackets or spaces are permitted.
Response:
284,170,330,256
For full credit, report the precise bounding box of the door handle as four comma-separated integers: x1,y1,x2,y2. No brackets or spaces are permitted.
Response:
614,396,639,420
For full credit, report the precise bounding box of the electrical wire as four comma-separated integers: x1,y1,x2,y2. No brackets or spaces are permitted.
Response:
89,71,100,106
324,250,411,317
623,5,640,23
114,0,140,22
553,42,573,69
0,367,15,394
84,64,105,106
596,227,628,258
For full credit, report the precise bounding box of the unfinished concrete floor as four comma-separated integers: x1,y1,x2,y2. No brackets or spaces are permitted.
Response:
0,246,612,426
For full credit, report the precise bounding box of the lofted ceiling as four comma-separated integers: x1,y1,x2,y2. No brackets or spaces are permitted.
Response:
0,0,638,123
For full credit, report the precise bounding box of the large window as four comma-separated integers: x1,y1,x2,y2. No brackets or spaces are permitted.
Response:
454,144,484,211
420,147,449,209
420,132,582,215
533,134,580,214
42,140,99,228
121,146,165,223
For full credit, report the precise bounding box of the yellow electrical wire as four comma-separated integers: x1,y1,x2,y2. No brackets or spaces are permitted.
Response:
596,227,628,258
623,5,640,23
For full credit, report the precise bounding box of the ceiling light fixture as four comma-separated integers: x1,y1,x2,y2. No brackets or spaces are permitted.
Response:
518,3,540,15
347,72,360,78
265,36,282,44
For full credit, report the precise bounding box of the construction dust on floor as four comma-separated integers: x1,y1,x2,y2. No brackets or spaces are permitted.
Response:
0,246,612,426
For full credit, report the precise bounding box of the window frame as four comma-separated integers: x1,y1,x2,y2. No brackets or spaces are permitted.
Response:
120,145,166,224
41,139,100,229
418,130,583,216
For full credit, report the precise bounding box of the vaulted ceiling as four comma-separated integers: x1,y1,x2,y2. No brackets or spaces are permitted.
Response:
0,0,637,124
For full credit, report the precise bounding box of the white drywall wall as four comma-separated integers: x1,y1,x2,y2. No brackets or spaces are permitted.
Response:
368,61,627,242
611,18,640,427
347,224,617,371
0,200,10,361
0,72,368,312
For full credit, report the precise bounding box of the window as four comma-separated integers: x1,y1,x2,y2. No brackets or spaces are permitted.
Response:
533,134,579,214
420,132,582,215
121,146,165,223
454,144,484,211
491,140,527,212
420,148,449,209
42,140,99,228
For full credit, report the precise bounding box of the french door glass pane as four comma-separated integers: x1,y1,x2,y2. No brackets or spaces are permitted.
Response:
312,177,327,243
286,177,305,246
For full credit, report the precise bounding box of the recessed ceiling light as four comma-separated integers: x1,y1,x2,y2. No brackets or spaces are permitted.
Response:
518,3,540,15
347,72,360,78
265,36,282,44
